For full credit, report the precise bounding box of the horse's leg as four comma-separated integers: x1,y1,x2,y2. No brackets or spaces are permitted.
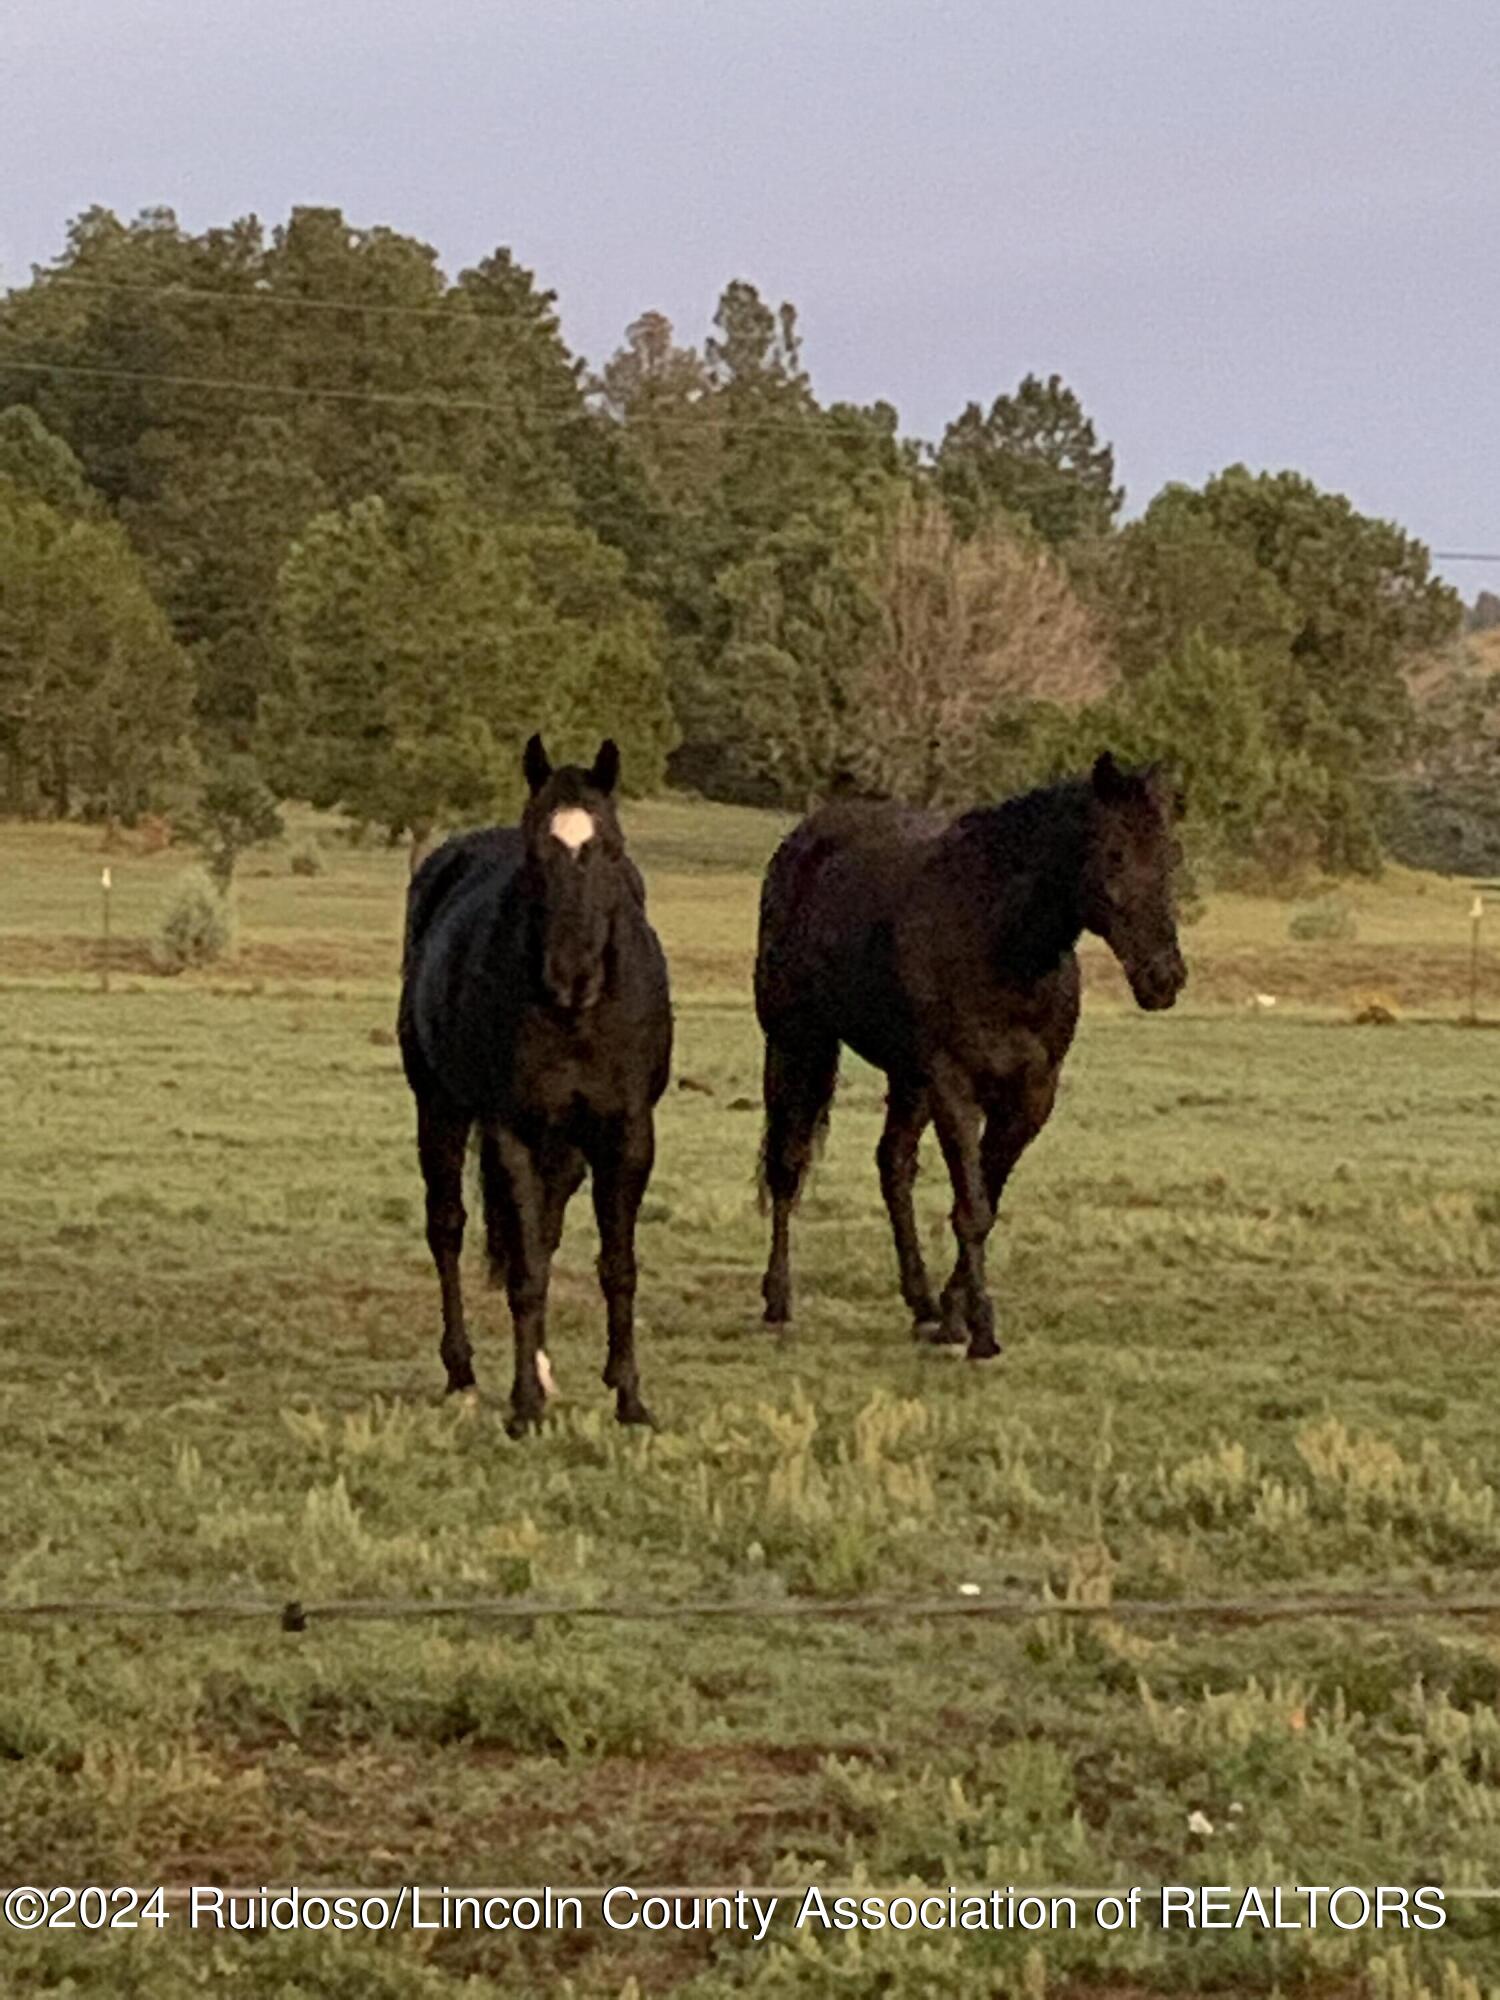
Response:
417,1093,474,1392
968,1066,1060,1359
876,1077,939,1336
935,1064,1060,1360
487,1130,580,1280
492,1136,584,1403
483,1124,554,1437
759,1030,840,1325
542,1145,587,1258
589,1114,655,1426
927,1061,999,1360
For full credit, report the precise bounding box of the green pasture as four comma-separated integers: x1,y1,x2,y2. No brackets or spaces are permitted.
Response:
1,806,1499,1997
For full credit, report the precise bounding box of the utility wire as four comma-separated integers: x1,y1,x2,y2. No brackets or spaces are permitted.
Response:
31,275,563,323
0,357,563,417
1,349,1496,554
0,356,871,433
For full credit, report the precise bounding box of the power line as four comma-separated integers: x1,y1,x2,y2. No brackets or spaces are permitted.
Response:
1,352,1496,555
0,286,1491,545
3,1588,1499,1629
0,357,552,418
0,356,875,435
32,274,555,324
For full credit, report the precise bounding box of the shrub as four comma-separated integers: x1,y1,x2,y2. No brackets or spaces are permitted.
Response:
154,869,235,973
1288,894,1357,942
288,841,324,877
133,813,173,855
183,757,284,890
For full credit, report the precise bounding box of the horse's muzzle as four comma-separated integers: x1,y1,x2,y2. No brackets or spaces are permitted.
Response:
544,966,604,1016
1129,947,1187,1012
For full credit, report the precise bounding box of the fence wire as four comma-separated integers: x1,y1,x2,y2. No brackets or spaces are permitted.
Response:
4,1588,1500,1630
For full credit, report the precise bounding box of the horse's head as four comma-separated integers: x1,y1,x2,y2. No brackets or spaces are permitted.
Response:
520,733,630,1015
1080,751,1188,1012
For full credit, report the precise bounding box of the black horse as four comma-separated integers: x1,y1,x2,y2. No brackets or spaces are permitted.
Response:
398,736,672,1435
754,753,1187,1358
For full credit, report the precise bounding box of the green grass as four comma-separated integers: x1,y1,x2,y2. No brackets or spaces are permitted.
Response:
2,807,1500,1995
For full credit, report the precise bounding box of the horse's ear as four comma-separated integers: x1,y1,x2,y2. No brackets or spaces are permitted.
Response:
589,739,621,797
523,734,552,795
1091,750,1130,802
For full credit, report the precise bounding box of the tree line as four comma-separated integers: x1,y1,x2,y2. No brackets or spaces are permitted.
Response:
0,203,1479,884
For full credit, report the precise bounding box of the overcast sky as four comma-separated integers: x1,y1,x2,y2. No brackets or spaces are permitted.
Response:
5,0,1497,596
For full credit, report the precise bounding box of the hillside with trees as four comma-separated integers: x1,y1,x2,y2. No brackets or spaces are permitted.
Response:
0,202,1483,884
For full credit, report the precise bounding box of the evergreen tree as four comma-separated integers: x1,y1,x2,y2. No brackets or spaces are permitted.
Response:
268,478,675,852
0,206,622,755
1102,492,1298,683
0,479,193,818
936,372,1122,546
0,405,97,514
1185,465,1460,765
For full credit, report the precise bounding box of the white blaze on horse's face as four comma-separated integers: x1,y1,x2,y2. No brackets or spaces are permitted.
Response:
549,807,596,857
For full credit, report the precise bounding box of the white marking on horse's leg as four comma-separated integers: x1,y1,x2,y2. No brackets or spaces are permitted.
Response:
536,1351,556,1399
549,808,595,853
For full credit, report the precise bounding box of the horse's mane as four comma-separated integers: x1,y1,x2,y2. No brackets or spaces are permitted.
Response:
403,827,523,975
948,776,1092,864
942,777,1094,981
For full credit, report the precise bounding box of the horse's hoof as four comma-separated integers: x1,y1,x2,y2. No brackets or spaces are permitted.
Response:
505,1407,545,1440
966,1334,1003,1363
762,1281,791,1324
616,1398,656,1429
917,1318,966,1347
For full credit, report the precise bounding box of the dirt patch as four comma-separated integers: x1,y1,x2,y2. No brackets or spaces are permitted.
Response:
8,923,1497,1012
1082,938,1500,1010
130,1737,864,1993
146,1737,859,1889
0,932,159,975
0,931,398,982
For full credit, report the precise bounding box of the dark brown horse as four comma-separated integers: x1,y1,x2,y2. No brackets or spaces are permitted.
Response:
754,753,1186,1358
399,736,672,1435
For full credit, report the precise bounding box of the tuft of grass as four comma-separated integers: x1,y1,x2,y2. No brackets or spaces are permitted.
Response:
1288,892,1359,941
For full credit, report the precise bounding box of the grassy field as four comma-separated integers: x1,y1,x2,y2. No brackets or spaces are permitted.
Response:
2,802,1500,1997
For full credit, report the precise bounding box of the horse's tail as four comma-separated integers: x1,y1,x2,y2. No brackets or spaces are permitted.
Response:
478,1129,507,1287
752,818,843,1214
755,1029,839,1214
